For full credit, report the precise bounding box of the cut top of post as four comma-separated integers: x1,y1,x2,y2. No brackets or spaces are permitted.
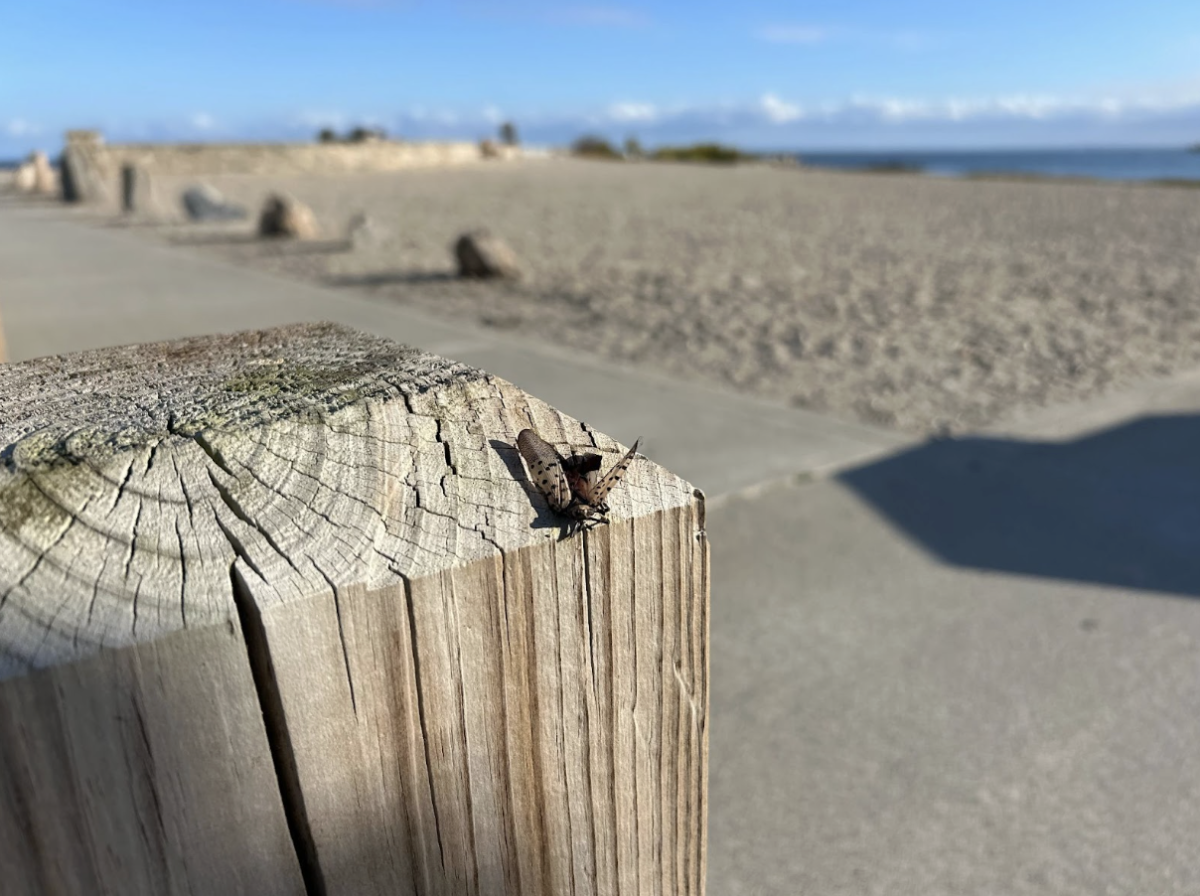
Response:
0,323,700,678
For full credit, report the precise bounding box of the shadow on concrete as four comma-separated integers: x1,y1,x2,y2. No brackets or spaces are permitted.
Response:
167,233,353,254
102,217,209,230
165,231,259,246
0,193,60,207
838,413,1200,598
102,217,176,229
324,270,459,288
262,238,352,256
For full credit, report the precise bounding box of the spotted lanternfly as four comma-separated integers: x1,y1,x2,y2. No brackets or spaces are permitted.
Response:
516,428,640,528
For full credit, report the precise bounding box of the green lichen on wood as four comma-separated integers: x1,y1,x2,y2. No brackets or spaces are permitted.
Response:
4,361,384,472
0,473,72,538
220,362,371,407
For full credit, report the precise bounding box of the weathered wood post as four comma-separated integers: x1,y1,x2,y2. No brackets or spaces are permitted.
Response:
0,323,709,896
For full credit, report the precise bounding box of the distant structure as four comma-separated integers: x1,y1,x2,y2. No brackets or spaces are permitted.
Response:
50,128,534,207
61,130,106,203
54,129,511,203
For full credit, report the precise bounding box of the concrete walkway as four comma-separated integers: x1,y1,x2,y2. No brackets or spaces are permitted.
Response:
5,200,1200,894
710,419,1200,894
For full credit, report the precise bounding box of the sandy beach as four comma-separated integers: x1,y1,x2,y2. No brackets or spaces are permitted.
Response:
141,159,1200,435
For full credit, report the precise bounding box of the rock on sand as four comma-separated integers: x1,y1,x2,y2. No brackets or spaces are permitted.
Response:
182,184,247,221
259,194,318,239
455,230,521,279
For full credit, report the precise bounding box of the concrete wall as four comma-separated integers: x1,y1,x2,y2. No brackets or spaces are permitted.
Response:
58,131,524,208
93,139,493,177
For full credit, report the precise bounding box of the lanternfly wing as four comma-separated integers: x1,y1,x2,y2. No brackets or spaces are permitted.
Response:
560,452,603,503
590,439,640,508
517,429,573,513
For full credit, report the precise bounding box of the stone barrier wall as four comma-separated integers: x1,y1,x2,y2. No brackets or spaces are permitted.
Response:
56,131,525,206
92,139,494,177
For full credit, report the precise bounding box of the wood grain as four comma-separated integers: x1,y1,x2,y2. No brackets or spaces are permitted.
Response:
0,322,708,895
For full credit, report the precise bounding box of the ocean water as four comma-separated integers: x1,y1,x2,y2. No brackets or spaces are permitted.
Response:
794,148,1200,182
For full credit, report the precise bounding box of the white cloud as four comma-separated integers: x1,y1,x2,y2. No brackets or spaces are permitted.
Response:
190,112,217,131
760,94,804,123
608,102,658,122
1010,96,1066,118
756,91,1200,125
482,105,504,124
581,90,1200,134
462,90,1200,137
5,119,41,137
757,25,828,45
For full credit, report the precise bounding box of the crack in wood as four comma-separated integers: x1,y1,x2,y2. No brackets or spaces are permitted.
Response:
581,530,600,699
206,468,300,576
310,558,357,716
229,565,328,896
403,577,448,875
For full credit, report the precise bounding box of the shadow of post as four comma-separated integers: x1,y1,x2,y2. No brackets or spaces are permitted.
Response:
324,270,460,288
167,233,353,255
837,413,1200,597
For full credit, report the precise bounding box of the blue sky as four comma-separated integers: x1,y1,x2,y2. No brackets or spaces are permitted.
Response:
4,0,1200,157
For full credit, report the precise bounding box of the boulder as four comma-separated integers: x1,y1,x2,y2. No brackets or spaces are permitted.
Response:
181,185,247,222
454,230,521,279
479,139,500,159
258,193,318,239
12,163,37,193
60,145,104,204
30,152,55,194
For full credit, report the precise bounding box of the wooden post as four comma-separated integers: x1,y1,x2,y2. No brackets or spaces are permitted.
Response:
0,323,709,896
121,163,149,215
